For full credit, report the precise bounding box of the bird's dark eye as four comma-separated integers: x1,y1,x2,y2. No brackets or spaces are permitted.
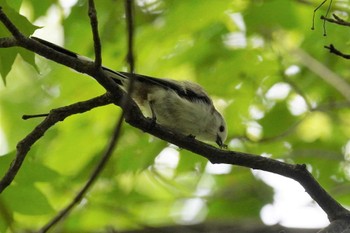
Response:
219,125,225,132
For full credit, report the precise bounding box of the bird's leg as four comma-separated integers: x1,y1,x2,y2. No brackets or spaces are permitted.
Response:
187,134,196,139
216,135,228,149
148,100,157,128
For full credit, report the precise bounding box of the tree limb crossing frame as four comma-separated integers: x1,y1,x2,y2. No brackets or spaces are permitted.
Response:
0,2,350,232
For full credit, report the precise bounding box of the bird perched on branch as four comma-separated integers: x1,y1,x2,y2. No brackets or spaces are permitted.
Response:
31,37,227,148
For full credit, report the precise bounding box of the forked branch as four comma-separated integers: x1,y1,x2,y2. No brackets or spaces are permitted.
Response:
0,3,349,232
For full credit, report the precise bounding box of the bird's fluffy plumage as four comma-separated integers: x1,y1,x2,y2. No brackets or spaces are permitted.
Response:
31,37,227,147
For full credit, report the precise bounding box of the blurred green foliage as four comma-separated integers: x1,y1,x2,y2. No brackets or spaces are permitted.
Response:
1,0,350,232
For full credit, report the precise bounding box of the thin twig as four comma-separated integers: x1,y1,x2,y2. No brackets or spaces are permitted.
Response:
321,14,350,27
88,0,102,67
122,0,136,115
323,0,333,36
125,0,135,73
0,94,112,193
39,107,124,233
22,113,49,120
40,1,138,231
325,44,350,59
38,1,119,231
311,0,333,36
311,0,327,30
40,1,138,230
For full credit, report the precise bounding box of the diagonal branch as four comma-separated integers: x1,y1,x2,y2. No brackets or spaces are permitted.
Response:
0,37,17,47
0,94,113,193
0,3,349,227
0,7,120,96
0,4,130,195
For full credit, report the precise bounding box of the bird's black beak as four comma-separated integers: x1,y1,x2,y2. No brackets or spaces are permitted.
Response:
216,135,227,149
216,135,222,147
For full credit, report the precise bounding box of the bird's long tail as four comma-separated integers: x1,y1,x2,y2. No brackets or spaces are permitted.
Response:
31,37,174,91
31,36,127,85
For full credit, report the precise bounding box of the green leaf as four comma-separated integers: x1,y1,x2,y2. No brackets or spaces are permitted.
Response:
0,152,16,177
0,47,37,84
0,48,18,84
2,183,53,215
0,152,56,215
0,1,38,37
0,1,39,83
5,0,23,11
0,152,59,185
259,102,297,139
0,196,14,233
23,0,56,19
244,0,299,36
18,47,39,73
176,150,207,174
0,151,60,184
114,131,165,173
208,169,272,219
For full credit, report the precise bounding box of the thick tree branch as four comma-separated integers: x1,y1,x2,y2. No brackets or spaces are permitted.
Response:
0,37,17,47
0,5,349,228
318,219,350,233
117,223,320,233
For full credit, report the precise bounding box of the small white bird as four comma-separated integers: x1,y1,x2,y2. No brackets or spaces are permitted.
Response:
32,37,228,147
